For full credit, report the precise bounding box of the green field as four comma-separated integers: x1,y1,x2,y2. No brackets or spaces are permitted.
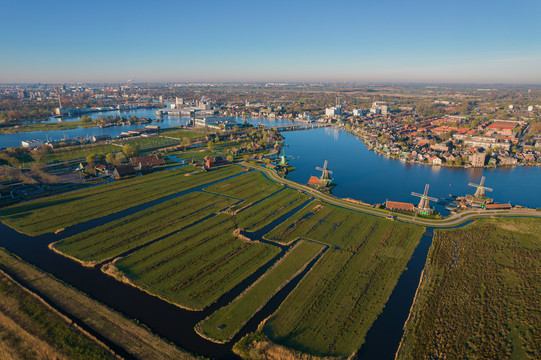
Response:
54,191,237,264
114,214,281,310
397,218,541,360
44,143,122,163
204,170,284,211
261,202,425,357
0,165,243,235
197,240,324,342
235,188,309,231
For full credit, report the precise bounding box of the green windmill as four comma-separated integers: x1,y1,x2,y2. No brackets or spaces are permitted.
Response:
279,149,293,167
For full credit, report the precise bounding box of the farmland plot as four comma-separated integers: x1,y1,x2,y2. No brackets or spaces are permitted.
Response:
113,214,280,310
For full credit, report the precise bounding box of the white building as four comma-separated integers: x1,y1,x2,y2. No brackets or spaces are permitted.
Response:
528,105,534,112
370,102,389,115
21,139,43,148
325,105,342,117
353,109,368,117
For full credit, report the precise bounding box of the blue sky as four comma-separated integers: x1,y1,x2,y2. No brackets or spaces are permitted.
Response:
1,0,540,83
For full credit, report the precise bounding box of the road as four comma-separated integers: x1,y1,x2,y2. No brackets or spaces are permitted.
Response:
241,162,541,227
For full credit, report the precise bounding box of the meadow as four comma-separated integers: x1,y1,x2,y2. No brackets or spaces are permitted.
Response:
204,170,284,212
197,240,324,342
54,191,237,264
260,202,425,357
396,217,541,360
113,214,280,310
0,165,243,235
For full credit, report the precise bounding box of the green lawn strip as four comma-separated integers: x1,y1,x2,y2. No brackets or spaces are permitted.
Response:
112,214,280,310
235,188,309,231
197,240,325,343
53,191,237,264
0,165,242,235
0,248,195,360
161,128,209,140
204,170,284,210
44,143,122,163
0,270,116,359
0,121,98,134
396,217,541,360
262,214,424,357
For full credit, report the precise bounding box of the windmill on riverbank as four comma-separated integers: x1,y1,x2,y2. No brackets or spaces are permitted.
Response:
411,184,437,215
308,160,334,190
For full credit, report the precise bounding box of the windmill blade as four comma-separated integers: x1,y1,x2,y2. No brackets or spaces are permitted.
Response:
323,160,328,169
484,187,493,192
423,184,430,195
327,170,333,174
428,196,438,201
411,192,423,197
480,176,485,186
468,182,479,187
316,167,324,171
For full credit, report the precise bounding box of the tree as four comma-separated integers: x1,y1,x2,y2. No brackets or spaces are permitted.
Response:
226,154,234,162
123,144,137,157
105,153,115,164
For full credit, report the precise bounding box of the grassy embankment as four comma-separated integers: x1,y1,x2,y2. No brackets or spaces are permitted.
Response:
396,217,541,360
197,240,325,343
111,214,281,310
203,170,284,212
0,120,97,134
259,201,425,357
0,269,115,359
0,248,195,360
0,165,243,235
53,191,237,265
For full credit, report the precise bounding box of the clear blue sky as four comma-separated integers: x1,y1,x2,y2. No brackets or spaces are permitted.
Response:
1,0,540,84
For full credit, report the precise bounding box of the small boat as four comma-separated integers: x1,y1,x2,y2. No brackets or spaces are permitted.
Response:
55,228,65,234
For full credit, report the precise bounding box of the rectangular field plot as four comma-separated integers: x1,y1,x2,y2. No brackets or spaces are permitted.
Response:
53,191,237,264
197,240,324,343
261,206,425,357
113,214,281,310
397,218,541,360
0,165,242,235
234,188,309,231
204,171,283,211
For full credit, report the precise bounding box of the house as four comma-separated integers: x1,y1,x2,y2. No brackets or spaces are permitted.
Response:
431,156,442,165
130,154,165,171
204,156,227,169
113,165,136,179
95,163,114,175
485,203,512,210
308,176,327,188
386,201,415,212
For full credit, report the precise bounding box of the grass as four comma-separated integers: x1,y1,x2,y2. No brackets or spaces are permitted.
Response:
0,270,116,360
0,248,195,359
396,217,541,360
204,170,284,211
0,165,243,235
44,143,122,163
260,202,425,357
54,191,237,264
235,188,309,231
113,214,281,310
197,240,324,342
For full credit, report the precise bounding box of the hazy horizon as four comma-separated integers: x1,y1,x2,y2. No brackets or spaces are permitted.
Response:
1,0,540,84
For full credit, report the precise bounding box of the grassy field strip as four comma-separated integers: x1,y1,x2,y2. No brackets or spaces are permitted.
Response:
203,171,284,211
235,188,309,231
0,165,243,235
52,191,238,265
196,240,325,343
110,214,281,310
0,248,195,360
0,269,117,360
396,218,541,360
258,202,425,357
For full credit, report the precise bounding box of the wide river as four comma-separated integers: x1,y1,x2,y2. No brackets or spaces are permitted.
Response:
1,109,540,211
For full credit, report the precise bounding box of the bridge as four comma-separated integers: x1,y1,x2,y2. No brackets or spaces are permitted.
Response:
267,123,332,132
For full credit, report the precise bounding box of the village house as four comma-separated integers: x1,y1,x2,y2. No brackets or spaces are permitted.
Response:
113,164,136,179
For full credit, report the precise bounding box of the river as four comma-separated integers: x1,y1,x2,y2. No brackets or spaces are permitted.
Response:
0,108,303,148
283,127,541,214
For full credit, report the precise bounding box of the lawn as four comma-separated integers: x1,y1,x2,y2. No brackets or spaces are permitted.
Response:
0,165,243,235
197,240,324,343
396,217,541,360
260,202,425,357
113,214,281,310
54,191,237,264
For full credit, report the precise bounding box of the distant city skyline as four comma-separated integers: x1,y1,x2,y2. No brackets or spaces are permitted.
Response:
1,0,540,84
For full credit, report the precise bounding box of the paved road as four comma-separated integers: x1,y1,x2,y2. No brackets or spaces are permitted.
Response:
241,162,541,227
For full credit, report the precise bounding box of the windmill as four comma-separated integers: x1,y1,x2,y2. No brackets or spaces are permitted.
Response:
411,184,437,215
316,160,333,186
468,176,493,198
278,149,293,167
